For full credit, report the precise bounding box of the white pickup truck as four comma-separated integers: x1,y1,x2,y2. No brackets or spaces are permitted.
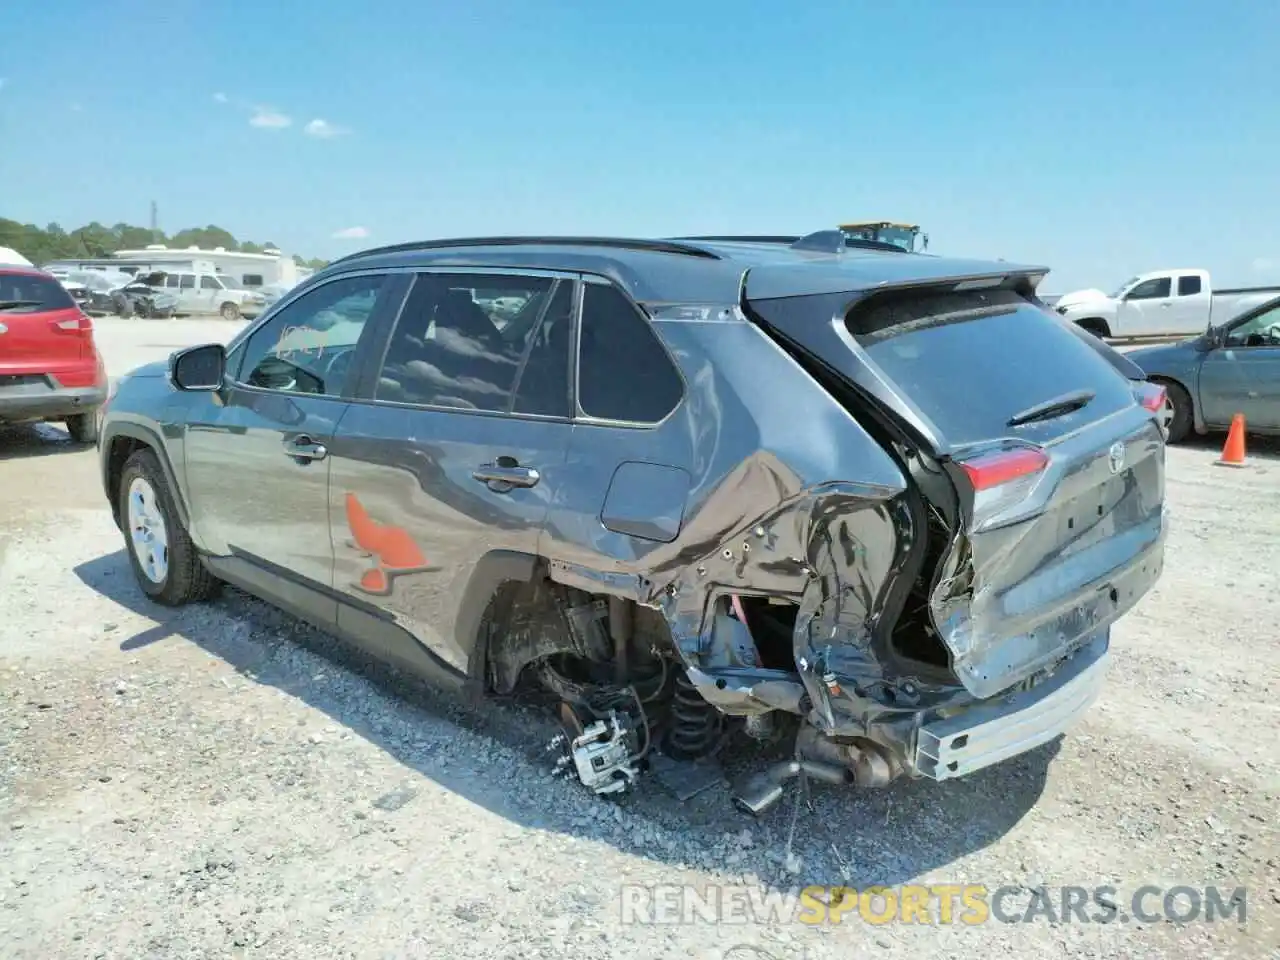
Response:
1053,268,1280,339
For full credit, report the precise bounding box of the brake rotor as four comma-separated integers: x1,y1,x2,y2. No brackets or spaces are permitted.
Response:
558,701,587,741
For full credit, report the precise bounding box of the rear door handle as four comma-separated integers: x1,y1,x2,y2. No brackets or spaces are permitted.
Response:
285,435,328,461
473,462,540,491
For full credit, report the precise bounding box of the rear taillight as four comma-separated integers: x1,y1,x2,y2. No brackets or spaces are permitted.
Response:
1133,380,1166,415
960,448,1049,490
958,446,1050,529
51,313,93,334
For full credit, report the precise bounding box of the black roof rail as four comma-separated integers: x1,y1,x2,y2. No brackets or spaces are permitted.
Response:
330,235,724,266
673,235,802,244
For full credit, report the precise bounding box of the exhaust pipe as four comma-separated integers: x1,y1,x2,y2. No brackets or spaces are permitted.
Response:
731,760,848,816
795,726,898,788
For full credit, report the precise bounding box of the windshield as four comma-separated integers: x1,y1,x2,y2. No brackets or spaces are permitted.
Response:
1110,276,1139,298
841,224,918,251
215,274,243,290
70,271,128,291
876,225,918,252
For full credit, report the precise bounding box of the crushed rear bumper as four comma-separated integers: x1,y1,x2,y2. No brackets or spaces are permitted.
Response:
912,630,1109,781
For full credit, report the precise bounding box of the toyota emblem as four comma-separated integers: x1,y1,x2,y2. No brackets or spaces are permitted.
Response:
1107,441,1126,475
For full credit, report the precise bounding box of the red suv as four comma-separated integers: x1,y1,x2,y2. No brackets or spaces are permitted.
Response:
0,266,108,443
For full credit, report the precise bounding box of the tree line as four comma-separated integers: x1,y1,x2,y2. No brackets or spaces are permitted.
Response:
0,218,330,270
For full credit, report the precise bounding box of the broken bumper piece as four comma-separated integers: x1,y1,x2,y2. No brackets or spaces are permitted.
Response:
912,631,1110,782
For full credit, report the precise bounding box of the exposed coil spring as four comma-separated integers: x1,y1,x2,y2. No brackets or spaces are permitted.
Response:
663,669,721,760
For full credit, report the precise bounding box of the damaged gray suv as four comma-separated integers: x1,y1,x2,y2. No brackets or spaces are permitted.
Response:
98,231,1169,814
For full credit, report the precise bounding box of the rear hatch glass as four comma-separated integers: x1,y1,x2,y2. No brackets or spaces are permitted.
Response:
846,288,1135,449
0,272,78,313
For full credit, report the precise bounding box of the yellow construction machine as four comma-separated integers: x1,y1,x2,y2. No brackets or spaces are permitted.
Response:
837,221,928,253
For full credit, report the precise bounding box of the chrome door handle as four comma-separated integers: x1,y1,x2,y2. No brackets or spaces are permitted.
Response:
473,463,540,490
286,435,328,461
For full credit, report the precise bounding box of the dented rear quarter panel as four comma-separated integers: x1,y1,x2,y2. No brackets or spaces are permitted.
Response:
540,307,917,715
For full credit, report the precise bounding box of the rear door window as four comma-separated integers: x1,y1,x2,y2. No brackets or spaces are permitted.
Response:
847,289,1136,448
0,272,77,312
1177,275,1202,296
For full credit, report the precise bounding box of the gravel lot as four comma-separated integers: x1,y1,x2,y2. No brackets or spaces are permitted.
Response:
1,318,1276,959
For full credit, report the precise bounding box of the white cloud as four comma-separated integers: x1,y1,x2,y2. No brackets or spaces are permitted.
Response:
304,118,349,139
249,107,292,129
1251,257,1276,273
213,91,228,103
332,226,370,240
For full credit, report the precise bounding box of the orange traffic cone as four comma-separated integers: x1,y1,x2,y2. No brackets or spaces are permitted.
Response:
1216,413,1247,467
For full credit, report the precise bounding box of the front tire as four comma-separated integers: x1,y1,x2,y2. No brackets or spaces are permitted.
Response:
118,449,221,605
1158,381,1193,444
220,301,241,321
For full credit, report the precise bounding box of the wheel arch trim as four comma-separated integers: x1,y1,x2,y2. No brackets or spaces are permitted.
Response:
101,422,191,530
457,550,541,688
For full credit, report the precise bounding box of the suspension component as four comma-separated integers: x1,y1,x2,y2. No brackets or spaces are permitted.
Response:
663,669,721,760
548,701,640,795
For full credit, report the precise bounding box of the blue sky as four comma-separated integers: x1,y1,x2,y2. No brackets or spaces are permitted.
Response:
1,0,1277,292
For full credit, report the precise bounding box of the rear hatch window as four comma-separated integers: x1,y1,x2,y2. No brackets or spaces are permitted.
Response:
0,273,78,313
846,288,1136,449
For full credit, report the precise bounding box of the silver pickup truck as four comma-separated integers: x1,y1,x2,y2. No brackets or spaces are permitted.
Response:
1054,268,1280,339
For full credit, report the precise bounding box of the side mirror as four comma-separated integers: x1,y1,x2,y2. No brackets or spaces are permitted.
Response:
170,343,226,391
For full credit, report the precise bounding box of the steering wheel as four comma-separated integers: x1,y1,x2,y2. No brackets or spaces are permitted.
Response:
320,348,353,387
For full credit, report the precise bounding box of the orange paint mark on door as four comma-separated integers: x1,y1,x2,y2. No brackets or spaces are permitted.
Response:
344,492,436,595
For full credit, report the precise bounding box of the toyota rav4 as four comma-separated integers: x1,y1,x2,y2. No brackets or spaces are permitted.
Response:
97,232,1168,813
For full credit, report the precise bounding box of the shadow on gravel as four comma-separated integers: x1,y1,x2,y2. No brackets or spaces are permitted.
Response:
0,423,91,461
75,548,1055,893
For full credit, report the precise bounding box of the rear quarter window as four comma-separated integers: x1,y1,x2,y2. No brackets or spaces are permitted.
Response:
0,272,77,311
847,289,1136,447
